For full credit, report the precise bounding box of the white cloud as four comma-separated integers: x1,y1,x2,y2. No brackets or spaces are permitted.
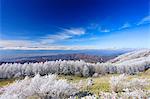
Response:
137,16,150,25
0,40,35,48
100,29,110,33
68,36,99,42
0,39,52,50
0,28,88,50
63,28,85,35
42,28,85,43
87,23,111,33
87,23,99,29
45,33,72,41
0,39,96,50
120,22,131,29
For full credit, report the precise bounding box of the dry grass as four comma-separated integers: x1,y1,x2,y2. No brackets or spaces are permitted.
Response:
0,79,16,87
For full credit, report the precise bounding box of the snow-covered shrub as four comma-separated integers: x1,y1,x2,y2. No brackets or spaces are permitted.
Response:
81,95,97,99
81,90,150,99
87,78,94,87
125,78,149,90
74,80,85,89
99,91,118,99
109,74,150,92
99,90,150,99
92,73,99,77
0,74,78,99
121,89,150,99
0,94,21,99
109,74,127,92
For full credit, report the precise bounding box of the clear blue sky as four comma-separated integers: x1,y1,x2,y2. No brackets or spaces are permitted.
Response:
0,0,150,50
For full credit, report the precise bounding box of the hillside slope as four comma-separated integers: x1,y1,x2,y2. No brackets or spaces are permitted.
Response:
109,49,150,63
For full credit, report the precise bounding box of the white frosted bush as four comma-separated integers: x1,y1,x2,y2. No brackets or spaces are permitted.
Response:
99,90,150,99
109,74,127,92
87,78,94,87
81,95,97,99
99,91,118,99
0,74,78,99
121,89,150,99
0,94,21,99
81,90,150,99
110,74,150,92
125,78,149,90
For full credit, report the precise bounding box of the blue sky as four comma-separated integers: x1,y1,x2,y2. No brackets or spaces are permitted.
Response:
0,0,150,50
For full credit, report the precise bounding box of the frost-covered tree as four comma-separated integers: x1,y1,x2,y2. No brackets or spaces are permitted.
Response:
82,65,90,77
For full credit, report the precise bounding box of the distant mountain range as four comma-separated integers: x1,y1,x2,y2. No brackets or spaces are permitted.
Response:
0,49,134,64
0,53,117,64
